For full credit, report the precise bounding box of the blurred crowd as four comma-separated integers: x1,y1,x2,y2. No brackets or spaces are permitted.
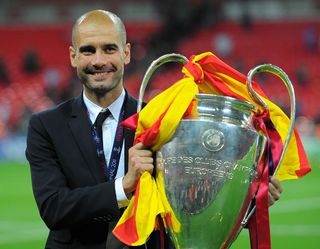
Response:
1,0,320,140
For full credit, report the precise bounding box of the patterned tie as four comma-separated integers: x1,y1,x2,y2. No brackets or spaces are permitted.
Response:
95,110,127,248
94,109,111,147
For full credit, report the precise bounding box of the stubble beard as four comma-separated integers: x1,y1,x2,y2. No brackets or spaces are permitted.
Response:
83,78,120,98
80,71,122,99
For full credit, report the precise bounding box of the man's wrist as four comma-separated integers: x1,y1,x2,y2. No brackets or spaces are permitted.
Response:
115,177,130,208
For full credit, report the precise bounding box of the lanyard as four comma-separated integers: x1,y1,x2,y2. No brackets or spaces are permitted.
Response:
88,104,125,181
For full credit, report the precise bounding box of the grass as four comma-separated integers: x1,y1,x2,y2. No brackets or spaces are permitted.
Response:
231,137,320,249
231,166,320,249
0,137,319,248
0,161,47,249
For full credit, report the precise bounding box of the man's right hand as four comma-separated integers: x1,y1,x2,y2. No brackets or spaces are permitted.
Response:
122,142,154,194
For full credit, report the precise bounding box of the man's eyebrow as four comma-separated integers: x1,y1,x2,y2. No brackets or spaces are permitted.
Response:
103,43,119,50
79,45,95,53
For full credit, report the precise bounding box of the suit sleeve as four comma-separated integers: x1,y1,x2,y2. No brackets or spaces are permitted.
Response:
25,113,121,230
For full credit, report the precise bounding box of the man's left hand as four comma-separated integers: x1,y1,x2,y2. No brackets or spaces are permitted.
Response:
268,176,283,206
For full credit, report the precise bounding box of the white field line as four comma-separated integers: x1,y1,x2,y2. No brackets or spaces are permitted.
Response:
238,224,320,237
271,196,320,213
271,224,320,236
0,220,47,244
1,196,320,244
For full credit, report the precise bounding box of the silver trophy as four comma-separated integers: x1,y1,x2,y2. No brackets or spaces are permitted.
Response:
137,54,296,249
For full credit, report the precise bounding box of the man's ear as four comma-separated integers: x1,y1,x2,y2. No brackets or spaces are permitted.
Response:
69,46,77,68
124,43,131,65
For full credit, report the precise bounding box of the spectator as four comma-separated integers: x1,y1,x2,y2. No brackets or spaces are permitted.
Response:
22,49,41,74
303,26,318,52
0,57,11,85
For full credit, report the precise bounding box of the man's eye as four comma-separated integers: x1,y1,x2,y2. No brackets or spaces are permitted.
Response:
105,48,115,53
104,45,117,53
79,46,95,55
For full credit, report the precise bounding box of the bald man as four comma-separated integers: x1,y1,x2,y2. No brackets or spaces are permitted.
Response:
26,10,157,249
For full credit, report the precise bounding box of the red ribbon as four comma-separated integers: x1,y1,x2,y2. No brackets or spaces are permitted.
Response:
248,154,271,249
183,59,205,84
248,110,273,249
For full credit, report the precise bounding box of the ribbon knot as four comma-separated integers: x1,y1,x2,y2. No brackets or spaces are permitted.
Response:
183,60,205,84
253,109,270,134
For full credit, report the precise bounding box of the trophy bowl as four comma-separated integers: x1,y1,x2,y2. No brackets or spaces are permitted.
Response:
156,94,266,249
137,53,295,249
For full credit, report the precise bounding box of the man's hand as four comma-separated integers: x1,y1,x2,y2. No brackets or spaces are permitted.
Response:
122,143,154,194
268,176,283,206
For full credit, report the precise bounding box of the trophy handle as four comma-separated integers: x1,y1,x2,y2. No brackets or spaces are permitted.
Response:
137,53,188,112
247,64,296,175
240,64,296,227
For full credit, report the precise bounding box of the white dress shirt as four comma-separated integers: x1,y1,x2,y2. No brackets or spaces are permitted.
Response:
83,90,129,207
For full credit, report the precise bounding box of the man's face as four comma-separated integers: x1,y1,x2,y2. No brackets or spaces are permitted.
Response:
69,20,130,97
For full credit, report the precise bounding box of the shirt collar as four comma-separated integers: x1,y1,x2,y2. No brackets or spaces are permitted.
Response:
83,89,125,124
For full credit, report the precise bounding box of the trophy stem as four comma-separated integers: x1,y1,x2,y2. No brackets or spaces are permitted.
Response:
137,53,188,112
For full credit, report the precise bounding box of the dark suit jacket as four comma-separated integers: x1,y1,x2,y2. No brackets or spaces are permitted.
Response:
26,92,161,249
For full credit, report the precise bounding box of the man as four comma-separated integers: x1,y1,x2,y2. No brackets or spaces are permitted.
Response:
26,10,154,249
26,9,282,249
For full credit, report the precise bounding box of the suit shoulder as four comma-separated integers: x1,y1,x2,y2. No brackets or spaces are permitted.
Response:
34,98,75,117
126,93,137,104
125,92,147,107
29,98,78,127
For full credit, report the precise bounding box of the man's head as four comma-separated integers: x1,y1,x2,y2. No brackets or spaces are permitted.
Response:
71,10,127,48
69,10,131,101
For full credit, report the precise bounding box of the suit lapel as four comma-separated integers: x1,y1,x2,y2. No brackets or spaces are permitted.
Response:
67,92,138,181
68,95,105,182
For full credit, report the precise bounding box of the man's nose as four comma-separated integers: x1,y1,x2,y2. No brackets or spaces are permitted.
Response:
92,50,106,67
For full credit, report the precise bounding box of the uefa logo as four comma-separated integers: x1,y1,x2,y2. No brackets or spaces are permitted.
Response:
201,128,225,152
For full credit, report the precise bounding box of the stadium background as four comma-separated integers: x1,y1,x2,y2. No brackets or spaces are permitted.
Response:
0,0,319,248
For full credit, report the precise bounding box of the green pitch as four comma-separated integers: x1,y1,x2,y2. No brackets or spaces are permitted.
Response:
232,137,320,249
0,138,319,249
0,161,47,249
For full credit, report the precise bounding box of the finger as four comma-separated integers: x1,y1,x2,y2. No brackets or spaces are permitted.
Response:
129,153,154,175
129,144,153,157
134,149,153,157
156,156,164,171
139,164,154,175
133,142,148,150
268,181,276,194
130,153,153,164
269,176,283,193
269,182,281,200
268,192,276,206
136,156,154,165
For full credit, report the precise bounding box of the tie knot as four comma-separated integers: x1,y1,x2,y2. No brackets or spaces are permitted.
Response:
94,109,111,127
